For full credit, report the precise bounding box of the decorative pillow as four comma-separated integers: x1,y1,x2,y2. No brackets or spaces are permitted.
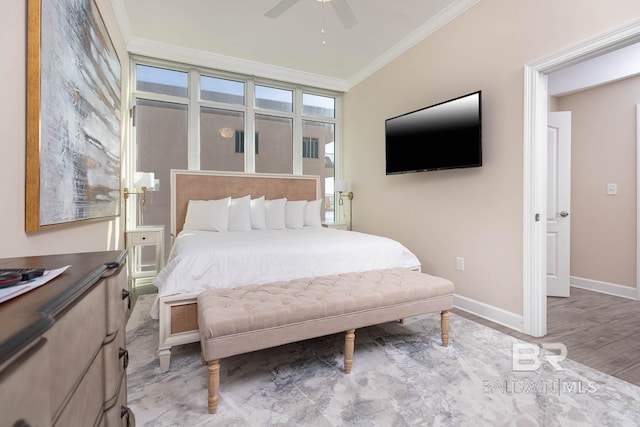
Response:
250,196,267,230
229,195,251,231
304,199,322,227
285,200,307,229
183,197,231,231
265,198,287,229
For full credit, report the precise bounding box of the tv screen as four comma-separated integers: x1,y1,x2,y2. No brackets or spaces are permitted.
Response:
385,91,482,175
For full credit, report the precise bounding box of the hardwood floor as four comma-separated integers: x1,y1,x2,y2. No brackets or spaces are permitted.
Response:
452,286,640,386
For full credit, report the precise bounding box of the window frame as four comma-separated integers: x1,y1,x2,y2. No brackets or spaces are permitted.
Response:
126,54,343,221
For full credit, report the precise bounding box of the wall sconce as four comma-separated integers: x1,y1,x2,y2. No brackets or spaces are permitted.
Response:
123,171,156,230
219,127,235,138
124,172,156,206
334,180,354,231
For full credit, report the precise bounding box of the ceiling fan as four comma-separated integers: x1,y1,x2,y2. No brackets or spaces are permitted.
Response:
265,0,358,29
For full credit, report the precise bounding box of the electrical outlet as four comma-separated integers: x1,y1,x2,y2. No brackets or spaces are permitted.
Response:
607,183,617,195
456,257,464,272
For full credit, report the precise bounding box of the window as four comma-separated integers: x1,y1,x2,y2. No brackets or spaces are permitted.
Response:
133,98,188,277
136,65,188,97
130,57,342,246
234,131,259,154
302,137,319,159
255,114,293,174
200,108,244,172
201,75,244,105
255,85,292,112
301,119,335,222
303,93,335,118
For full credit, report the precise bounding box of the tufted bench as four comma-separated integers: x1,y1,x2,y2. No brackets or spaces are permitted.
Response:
197,267,454,413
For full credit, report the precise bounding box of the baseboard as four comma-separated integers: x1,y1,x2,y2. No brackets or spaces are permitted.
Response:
453,294,524,333
570,276,638,300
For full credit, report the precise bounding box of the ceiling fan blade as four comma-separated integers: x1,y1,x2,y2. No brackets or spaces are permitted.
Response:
331,0,358,29
265,0,301,19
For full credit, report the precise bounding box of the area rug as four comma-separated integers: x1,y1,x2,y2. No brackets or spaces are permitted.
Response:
126,295,640,426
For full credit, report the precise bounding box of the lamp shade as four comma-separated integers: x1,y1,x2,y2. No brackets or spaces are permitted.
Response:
334,180,348,192
134,172,155,189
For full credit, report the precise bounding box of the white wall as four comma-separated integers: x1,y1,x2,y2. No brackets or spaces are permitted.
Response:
343,0,640,317
0,0,128,258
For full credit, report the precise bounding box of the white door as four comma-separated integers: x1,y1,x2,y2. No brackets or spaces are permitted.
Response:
547,111,571,297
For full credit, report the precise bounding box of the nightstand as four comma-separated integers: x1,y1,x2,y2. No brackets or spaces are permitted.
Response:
126,225,165,284
322,222,349,231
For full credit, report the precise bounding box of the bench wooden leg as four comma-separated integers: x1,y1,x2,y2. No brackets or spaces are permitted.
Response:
344,329,355,374
207,360,220,414
441,310,450,347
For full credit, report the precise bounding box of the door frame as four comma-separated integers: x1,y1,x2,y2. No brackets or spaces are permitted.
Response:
636,105,640,302
523,19,640,337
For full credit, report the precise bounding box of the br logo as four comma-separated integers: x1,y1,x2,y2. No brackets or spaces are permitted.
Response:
512,343,567,372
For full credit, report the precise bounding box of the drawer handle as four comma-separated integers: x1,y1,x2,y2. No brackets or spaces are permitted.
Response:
122,289,131,310
119,347,129,369
120,406,135,426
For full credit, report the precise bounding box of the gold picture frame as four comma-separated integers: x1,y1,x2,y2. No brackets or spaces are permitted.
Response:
26,0,121,231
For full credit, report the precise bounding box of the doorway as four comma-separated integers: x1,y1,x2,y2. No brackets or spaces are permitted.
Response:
523,19,640,337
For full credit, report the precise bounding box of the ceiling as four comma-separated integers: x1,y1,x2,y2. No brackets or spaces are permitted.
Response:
112,0,640,93
113,0,479,91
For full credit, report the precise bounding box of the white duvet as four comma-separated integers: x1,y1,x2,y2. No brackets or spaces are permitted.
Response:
151,227,420,318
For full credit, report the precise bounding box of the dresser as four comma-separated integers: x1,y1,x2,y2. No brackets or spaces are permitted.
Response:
0,251,134,427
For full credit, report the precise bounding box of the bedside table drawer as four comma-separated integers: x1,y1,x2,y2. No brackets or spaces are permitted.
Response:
129,232,158,245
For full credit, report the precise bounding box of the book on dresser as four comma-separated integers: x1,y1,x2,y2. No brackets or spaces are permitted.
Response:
0,250,134,427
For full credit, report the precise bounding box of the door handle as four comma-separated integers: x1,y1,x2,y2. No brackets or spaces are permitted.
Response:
559,211,569,217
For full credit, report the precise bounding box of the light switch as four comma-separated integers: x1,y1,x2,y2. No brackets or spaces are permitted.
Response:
607,183,617,195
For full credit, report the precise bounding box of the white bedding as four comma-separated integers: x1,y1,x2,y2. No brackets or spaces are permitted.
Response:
151,227,420,318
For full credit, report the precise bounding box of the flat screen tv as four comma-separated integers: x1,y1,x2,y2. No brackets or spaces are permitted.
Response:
385,90,482,175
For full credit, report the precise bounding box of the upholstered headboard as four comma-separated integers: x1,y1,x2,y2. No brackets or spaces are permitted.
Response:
170,170,320,236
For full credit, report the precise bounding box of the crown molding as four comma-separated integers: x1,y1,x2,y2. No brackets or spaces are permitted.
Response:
127,37,350,92
347,0,480,89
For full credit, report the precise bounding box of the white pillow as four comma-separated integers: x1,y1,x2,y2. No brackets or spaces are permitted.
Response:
229,195,251,231
183,197,231,231
250,196,267,230
285,200,307,229
265,198,287,229
304,199,322,227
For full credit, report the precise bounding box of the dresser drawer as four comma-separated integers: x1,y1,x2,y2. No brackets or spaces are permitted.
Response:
47,283,106,418
105,265,129,335
54,347,105,427
104,372,135,427
104,322,127,402
0,338,49,427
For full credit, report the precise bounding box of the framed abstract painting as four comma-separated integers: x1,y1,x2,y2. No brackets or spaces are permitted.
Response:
26,0,121,231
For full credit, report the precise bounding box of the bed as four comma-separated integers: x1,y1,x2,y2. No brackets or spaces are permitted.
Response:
153,170,421,371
